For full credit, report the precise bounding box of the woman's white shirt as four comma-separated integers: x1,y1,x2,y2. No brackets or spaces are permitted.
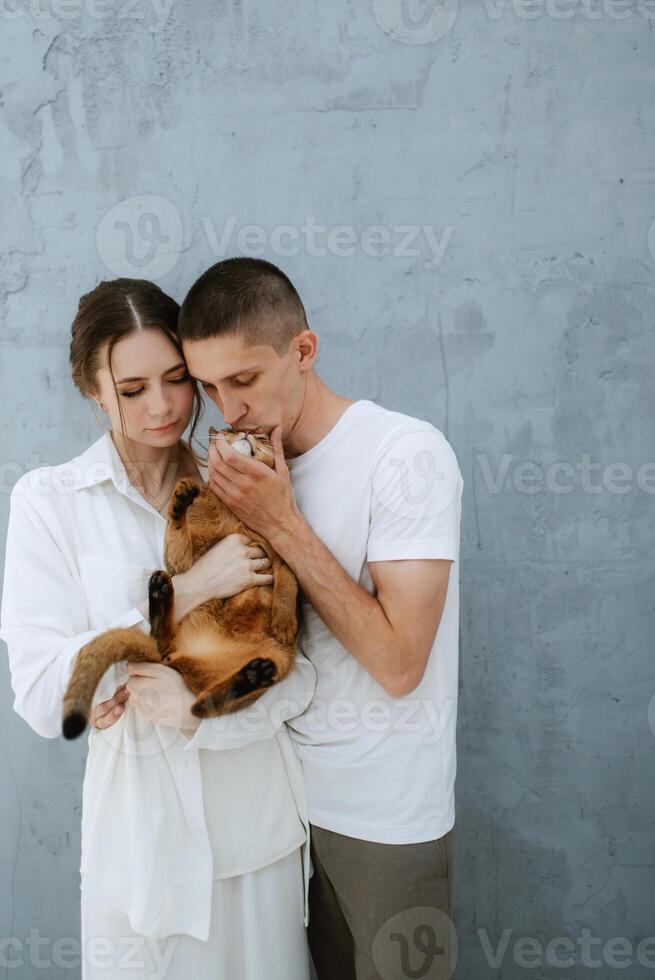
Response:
0,431,316,941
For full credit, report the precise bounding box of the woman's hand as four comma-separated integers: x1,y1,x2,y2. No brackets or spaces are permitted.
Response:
89,683,130,730
92,535,272,730
174,532,273,614
125,662,201,734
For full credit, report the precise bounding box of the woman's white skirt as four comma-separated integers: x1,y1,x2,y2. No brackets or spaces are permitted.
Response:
81,847,310,980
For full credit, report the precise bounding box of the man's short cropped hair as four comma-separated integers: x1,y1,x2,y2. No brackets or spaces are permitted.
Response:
178,257,309,356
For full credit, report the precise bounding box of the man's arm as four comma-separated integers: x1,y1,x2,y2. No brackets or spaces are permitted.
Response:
271,513,452,698
208,424,457,698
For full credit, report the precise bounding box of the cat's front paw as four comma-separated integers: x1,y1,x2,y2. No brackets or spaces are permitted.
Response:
170,480,200,521
229,658,277,699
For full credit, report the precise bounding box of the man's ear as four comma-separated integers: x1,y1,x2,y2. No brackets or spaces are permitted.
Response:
296,329,318,371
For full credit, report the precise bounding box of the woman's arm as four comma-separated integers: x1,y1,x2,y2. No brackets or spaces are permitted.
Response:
0,487,149,739
134,533,274,623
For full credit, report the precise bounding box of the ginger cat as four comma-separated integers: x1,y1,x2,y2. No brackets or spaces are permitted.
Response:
62,427,298,740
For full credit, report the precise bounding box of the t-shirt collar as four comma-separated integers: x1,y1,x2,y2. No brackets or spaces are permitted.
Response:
286,400,369,471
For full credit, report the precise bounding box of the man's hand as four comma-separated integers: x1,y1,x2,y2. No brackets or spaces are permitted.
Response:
125,662,201,735
208,426,300,537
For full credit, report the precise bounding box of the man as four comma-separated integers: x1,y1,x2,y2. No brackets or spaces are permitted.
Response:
177,257,463,980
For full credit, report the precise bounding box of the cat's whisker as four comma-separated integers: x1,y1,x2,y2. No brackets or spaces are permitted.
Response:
200,431,288,468
268,451,287,465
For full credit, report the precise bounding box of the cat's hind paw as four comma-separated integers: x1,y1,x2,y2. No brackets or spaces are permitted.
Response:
149,569,172,604
230,657,277,699
149,570,174,657
190,658,278,718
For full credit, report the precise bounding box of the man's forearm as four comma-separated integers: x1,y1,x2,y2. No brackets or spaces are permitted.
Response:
270,510,408,695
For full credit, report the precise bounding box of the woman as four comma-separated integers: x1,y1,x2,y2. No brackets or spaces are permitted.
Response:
0,278,315,979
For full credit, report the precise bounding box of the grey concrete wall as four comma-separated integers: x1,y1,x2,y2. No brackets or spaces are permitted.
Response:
1,1,654,977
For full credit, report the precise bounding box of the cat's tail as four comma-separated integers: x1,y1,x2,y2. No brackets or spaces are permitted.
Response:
62,627,161,741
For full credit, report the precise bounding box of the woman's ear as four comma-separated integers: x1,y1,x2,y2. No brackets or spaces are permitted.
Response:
87,384,106,413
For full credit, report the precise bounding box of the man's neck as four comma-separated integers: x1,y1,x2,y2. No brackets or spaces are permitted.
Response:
283,375,358,459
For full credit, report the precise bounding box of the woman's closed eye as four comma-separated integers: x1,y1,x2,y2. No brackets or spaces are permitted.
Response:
121,373,190,398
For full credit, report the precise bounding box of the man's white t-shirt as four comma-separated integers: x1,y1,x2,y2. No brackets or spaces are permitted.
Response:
286,398,463,846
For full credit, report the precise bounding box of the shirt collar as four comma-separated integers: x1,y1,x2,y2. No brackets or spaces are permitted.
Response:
67,430,208,498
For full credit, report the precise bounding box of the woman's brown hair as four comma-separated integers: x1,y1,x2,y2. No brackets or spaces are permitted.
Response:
69,278,207,464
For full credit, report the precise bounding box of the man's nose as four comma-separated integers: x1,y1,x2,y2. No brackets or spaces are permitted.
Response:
222,398,247,427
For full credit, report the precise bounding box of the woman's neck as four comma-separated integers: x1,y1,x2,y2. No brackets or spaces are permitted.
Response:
110,429,187,496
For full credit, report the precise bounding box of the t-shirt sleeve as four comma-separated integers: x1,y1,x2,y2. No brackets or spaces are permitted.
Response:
366,422,462,564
